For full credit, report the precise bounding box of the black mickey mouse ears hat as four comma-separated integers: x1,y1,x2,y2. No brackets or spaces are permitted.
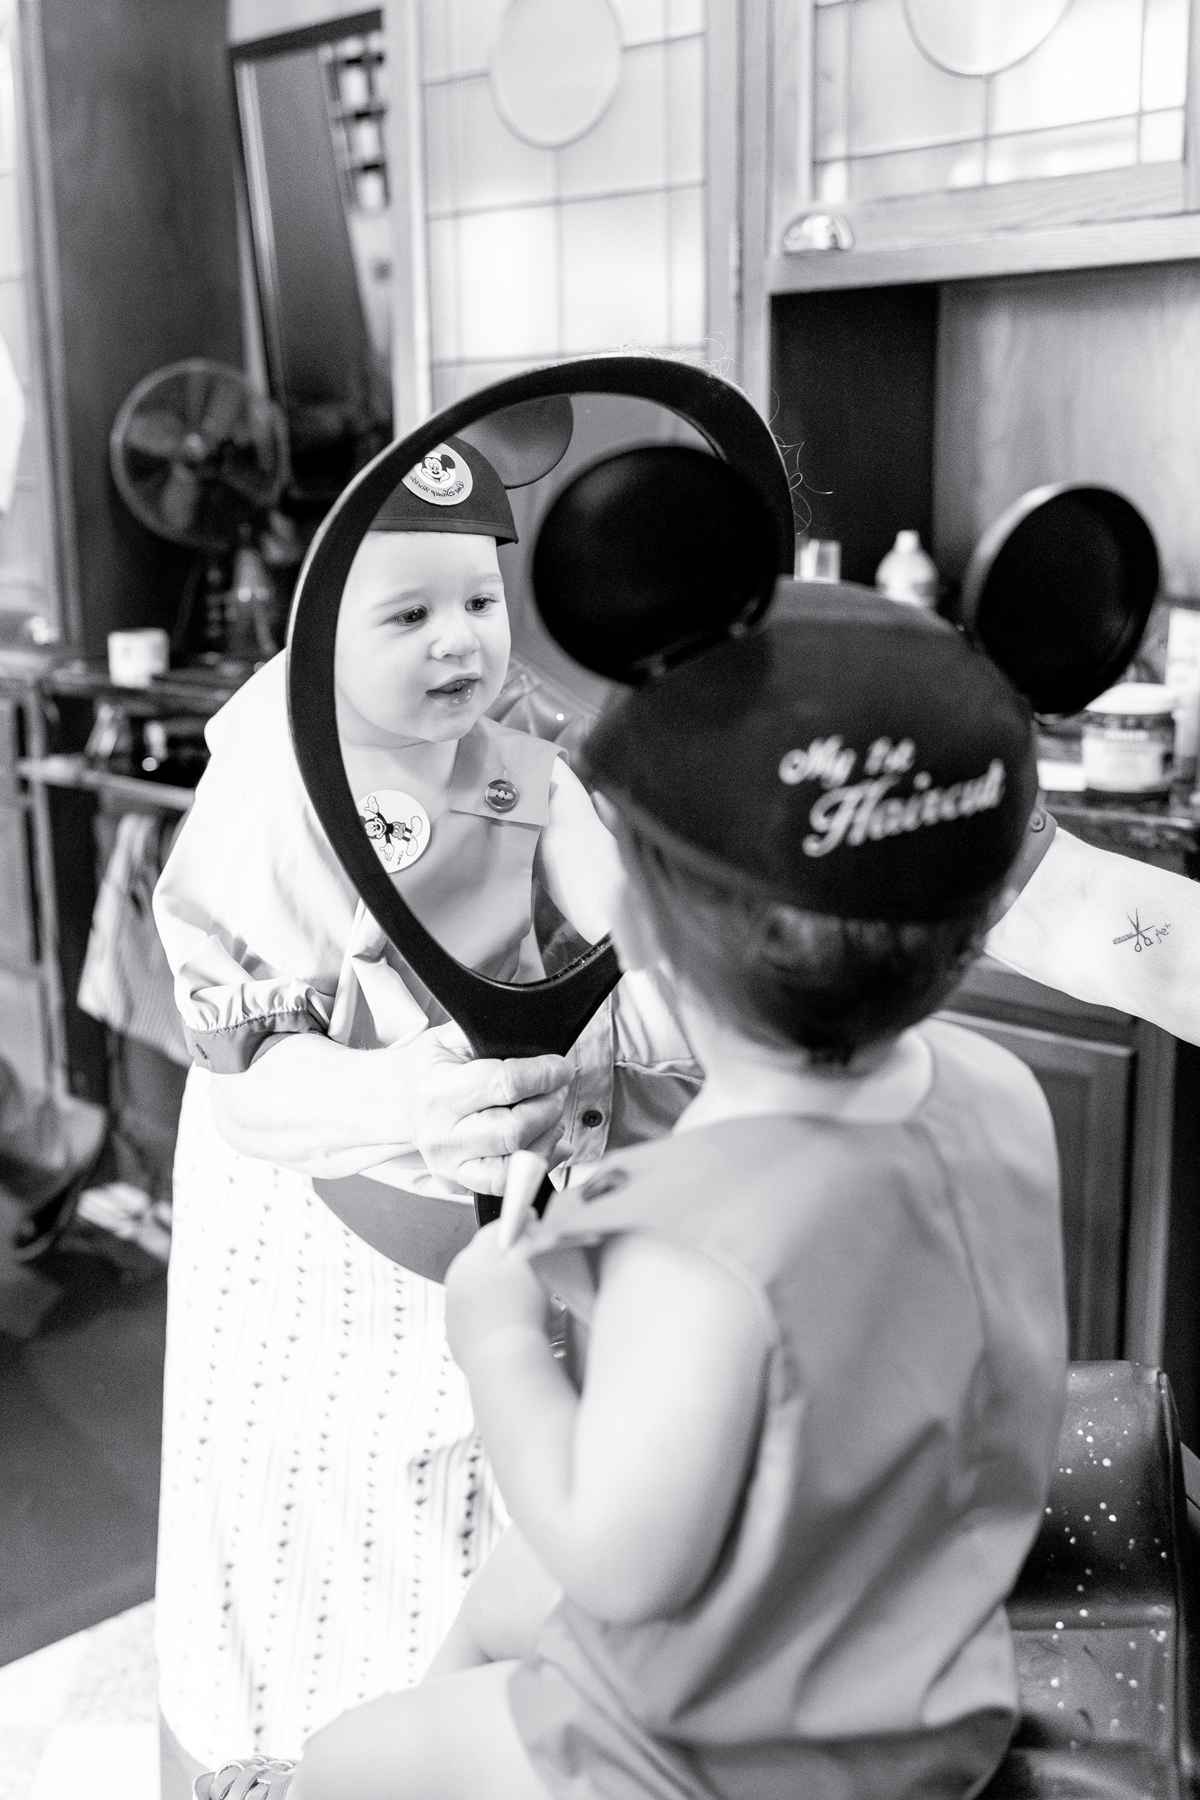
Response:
579,584,1038,921
368,395,576,544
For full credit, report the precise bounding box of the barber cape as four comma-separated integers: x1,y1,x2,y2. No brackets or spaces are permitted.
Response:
152,653,654,1197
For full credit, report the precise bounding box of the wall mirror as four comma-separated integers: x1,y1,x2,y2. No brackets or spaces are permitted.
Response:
231,11,393,508
286,356,795,1066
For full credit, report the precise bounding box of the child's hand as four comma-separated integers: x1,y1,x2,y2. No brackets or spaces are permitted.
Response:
444,1222,550,1370
395,1023,570,1193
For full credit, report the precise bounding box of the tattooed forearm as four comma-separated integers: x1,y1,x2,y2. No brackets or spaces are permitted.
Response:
1112,910,1171,951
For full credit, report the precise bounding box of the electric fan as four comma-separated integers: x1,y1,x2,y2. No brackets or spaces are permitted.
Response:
110,358,289,551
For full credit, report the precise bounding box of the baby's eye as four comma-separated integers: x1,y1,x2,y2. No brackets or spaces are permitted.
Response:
466,594,500,613
392,604,428,627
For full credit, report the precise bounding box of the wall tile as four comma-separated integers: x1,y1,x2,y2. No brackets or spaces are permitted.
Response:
669,183,703,344
850,0,985,155
668,33,703,183
562,190,669,351
1142,0,1189,112
559,42,666,198
668,0,703,35
990,0,1141,135
446,0,509,77
427,217,460,363
986,116,1137,184
457,76,556,210
610,0,667,46
457,205,559,358
814,3,849,163
420,0,450,81
1140,106,1185,161
423,81,456,214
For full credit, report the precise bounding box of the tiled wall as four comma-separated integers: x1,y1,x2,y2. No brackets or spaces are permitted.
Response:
420,0,707,408
0,3,55,629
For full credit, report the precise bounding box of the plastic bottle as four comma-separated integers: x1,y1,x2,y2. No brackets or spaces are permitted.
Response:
875,530,938,607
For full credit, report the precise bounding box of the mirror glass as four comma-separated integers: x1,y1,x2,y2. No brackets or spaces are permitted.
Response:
902,0,1073,76
231,12,393,509
333,390,710,981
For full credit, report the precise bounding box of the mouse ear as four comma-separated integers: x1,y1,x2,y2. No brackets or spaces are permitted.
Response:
532,445,780,683
456,395,574,489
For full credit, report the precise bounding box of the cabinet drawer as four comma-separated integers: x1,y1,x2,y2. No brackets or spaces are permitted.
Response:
0,966,49,1092
0,801,34,964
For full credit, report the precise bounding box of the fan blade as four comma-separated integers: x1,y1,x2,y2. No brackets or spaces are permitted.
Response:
159,463,202,535
122,409,186,462
201,375,246,448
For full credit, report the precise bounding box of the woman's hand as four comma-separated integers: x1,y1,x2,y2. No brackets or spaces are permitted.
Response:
444,1223,550,1370
208,1025,571,1190
401,1025,569,1194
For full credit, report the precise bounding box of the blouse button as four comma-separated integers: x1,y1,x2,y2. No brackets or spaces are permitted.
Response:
581,1109,603,1128
484,777,519,813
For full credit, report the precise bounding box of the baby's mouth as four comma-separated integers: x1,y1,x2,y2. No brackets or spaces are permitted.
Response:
427,674,480,700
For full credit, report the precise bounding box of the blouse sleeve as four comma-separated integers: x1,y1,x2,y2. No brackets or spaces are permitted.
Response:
153,655,362,1073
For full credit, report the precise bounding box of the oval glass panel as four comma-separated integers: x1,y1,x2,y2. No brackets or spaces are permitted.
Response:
903,0,1073,76
490,0,622,149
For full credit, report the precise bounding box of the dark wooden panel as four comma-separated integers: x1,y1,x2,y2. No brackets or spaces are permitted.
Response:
942,1011,1133,1360
38,0,242,654
770,285,938,584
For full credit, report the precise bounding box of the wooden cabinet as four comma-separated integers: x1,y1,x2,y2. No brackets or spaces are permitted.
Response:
942,959,1198,1428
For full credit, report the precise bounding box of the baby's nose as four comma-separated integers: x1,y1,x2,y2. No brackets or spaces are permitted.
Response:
431,617,479,657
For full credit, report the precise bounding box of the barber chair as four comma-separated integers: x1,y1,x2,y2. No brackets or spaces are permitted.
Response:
986,1363,1200,1799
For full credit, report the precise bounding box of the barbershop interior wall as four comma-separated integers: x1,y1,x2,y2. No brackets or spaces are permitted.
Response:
933,260,1200,596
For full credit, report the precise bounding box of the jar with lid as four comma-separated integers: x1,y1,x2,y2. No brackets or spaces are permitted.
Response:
1081,684,1175,795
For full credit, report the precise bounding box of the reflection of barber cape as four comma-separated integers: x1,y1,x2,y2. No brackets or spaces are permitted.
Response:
153,654,591,1197
331,720,562,1048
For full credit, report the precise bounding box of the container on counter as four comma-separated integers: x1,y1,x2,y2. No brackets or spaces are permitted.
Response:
1164,604,1200,785
1081,684,1175,796
795,537,841,583
875,530,938,606
108,627,169,688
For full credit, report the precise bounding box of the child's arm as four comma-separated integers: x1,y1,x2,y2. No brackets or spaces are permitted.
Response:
535,761,624,945
424,1527,560,1677
445,1225,769,1624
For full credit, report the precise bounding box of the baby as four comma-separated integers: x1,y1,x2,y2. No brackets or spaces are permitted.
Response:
197,583,1067,1800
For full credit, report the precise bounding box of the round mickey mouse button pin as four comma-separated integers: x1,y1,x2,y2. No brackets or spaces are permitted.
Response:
358,790,431,870
484,777,519,814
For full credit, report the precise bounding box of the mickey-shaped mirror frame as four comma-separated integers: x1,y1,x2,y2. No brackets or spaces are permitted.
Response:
287,354,795,1063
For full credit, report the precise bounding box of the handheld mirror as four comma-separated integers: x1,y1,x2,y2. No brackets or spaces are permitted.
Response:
286,356,794,1073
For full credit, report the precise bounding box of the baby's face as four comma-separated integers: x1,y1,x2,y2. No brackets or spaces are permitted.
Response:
335,531,510,746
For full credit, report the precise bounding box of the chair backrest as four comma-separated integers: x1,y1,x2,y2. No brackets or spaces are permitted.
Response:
985,1362,1200,1799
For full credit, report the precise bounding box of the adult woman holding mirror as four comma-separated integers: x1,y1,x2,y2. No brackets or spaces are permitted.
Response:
149,389,743,1787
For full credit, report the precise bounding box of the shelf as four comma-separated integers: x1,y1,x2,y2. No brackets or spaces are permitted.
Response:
45,661,250,714
766,211,1200,296
18,755,196,812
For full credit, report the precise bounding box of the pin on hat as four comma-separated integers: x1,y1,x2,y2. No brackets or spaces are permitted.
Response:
368,395,576,543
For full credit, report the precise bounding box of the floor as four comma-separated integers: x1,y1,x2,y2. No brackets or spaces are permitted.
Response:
0,1184,166,1668
0,1602,159,1800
